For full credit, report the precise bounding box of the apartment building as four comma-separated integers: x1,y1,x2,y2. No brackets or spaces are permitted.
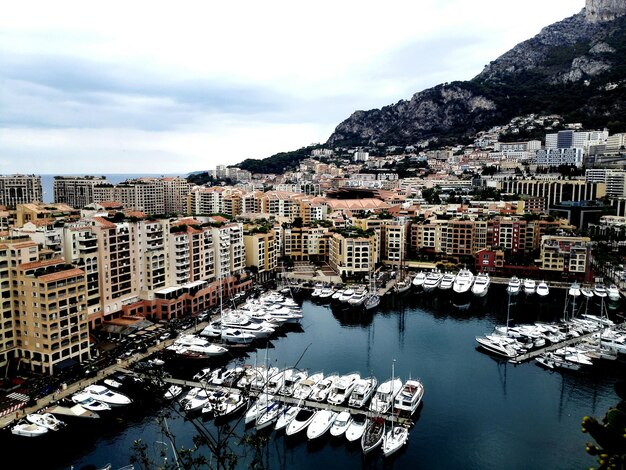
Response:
535,148,584,167
539,235,591,277
16,258,89,375
15,202,80,228
53,176,109,208
0,238,39,372
187,187,226,215
585,169,626,197
497,179,605,206
329,231,376,278
282,227,330,261
0,175,43,209
244,231,277,282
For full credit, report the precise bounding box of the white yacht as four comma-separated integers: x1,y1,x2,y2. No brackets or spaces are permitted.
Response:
369,378,403,414
274,404,300,432
327,372,360,406
348,376,378,408
331,289,344,302
364,293,381,311
292,372,324,400
83,384,132,407
471,272,490,297
279,369,308,397
393,378,424,417
475,335,518,358
244,394,274,425
71,392,111,412
26,412,66,431
452,268,474,295
506,276,521,296
318,287,335,301
523,279,536,295
11,420,48,437
339,289,355,303
309,373,338,402
285,407,316,436
581,285,594,298
568,282,581,297
412,271,426,289
329,410,352,437
221,328,256,344
306,409,337,440
348,288,367,307
536,281,550,298
607,284,620,302
255,399,284,430
345,412,368,442
438,272,456,291
593,283,607,298
422,269,443,293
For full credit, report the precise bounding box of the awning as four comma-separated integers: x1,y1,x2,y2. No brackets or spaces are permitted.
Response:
54,358,79,371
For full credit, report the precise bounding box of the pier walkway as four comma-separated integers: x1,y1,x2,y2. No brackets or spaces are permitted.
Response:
133,372,414,426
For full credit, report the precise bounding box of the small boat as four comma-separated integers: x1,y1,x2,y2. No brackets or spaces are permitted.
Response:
329,410,352,437
26,412,66,431
164,385,183,400
181,387,211,412
214,391,248,419
11,419,48,437
71,392,112,412
523,279,536,295
536,281,550,298
306,409,337,440
46,403,100,420
506,276,521,296
394,278,411,295
103,378,124,389
192,367,214,382
471,273,490,297
361,417,385,454
345,412,368,442
285,407,316,436
256,399,284,430
363,293,380,311
382,425,409,457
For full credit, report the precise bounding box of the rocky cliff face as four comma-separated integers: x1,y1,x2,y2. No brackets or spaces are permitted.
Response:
327,2,626,147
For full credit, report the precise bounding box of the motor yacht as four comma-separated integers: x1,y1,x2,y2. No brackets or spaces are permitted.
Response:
327,372,360,405
11,420,48,437
274,404,301,432
593,283,607,298
181,387,211,412
26,412,66,431
471,272,490,297
369,377,403,414
83,384,132,407
71,392,111,412
318,287,335,301
331,289,344,302
348,376,378,408
475,335,518,358
438,272,456,291
213,391,247,419
339,289,355,303
506,276,521,296
422,269,443,293
164,385,183,400
412,271,426,289
306,409,337,440
329,410,352,437
607,284,621,302
452,268,474,295
285,407,316,436
348,288,367,307
309,373,339,402
292,372,324,400
393,378,424,417
279,369,308,397
568,282,581,297
581,285,594,298
523,279,536,295
345,412,368,442
536,281,550,298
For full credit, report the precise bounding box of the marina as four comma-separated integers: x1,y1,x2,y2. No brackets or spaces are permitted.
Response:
1,284,624,469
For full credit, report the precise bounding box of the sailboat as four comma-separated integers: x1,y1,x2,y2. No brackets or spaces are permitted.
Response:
382,360,409,457
364,264,380,311
394,241,411,295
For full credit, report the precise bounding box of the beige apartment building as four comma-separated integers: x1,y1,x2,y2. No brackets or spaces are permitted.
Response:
244,231,277,282
329,231,376,278
53,175,109,209
539,235,591,276
16,258,89,375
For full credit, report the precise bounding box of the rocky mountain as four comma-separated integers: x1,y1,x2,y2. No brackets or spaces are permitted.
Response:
327,0,626,147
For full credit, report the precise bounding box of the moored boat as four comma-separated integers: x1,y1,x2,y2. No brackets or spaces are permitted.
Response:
285,407,316,436
345,412,368,442
329,410,352,437
306,409,337,440
11,419,48,437
361,416,385,454
471,272,490,297
393,378,424,417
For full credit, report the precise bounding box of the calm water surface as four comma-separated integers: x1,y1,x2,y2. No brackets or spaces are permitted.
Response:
9,287,624,469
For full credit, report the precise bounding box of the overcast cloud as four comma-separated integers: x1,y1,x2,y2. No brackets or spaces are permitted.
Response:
0,0,584,174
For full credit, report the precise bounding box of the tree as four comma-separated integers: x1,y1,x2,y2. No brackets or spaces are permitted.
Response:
581,380,626,469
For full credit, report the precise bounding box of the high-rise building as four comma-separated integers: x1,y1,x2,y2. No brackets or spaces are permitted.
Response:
53,176,109,209
0,175,42,209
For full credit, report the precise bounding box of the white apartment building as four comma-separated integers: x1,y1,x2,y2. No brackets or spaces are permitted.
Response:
535,148,584,167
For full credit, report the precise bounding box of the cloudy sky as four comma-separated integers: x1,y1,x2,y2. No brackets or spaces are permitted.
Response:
1,0,585,175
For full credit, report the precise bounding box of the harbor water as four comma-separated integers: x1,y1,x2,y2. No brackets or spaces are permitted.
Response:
7,286,624,469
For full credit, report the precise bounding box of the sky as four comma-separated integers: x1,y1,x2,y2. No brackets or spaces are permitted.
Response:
0,0,585,175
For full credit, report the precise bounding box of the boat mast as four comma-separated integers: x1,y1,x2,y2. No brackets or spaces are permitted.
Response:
390,359,396,431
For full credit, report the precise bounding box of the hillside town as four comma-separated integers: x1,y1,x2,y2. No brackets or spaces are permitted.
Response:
0,114,624,390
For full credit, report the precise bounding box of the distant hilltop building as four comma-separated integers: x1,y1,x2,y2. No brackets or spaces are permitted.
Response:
0,174,42,209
